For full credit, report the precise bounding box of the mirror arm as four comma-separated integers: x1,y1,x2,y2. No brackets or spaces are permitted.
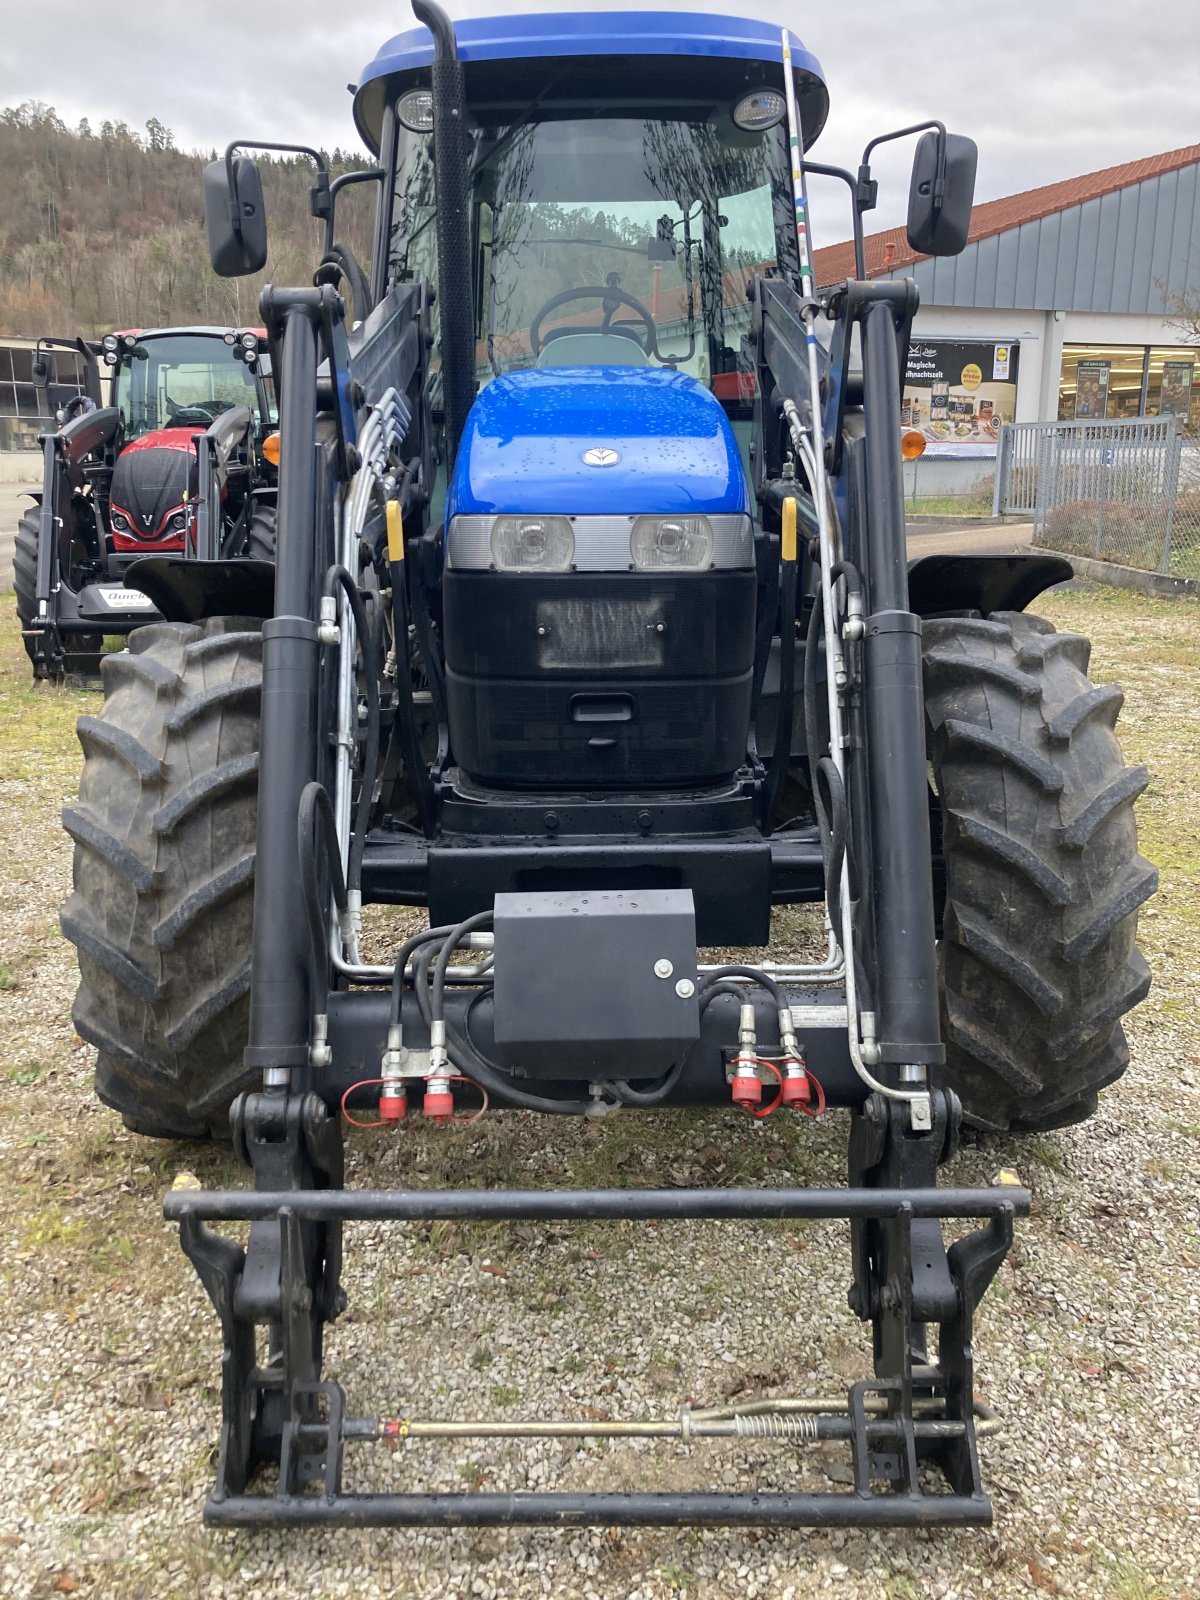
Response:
798,159,866,281
856,119,947,218
325,167,385,257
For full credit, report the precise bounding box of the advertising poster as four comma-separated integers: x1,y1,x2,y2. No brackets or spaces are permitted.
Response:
1160,360,1195,422
902,339,1020,453
1074,360,1111,420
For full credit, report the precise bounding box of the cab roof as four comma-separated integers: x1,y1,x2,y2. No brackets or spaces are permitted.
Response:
353,8,827,154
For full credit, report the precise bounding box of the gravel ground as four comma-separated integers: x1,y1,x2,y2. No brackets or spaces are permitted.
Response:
0,583,1196,1600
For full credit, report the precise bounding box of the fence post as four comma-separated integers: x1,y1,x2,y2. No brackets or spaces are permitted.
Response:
1094,432,1109,559
1034,428,1052,542
993,425,1007,517
1161,416,1181,575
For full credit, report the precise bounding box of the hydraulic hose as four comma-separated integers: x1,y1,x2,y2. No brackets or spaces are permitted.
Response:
762,502,799,830
298,780,348,989
431,909,495,1023
803,592,846,928
322,564,380,896
459,992,597,1115
389,923,457,1027
699,965,786,1009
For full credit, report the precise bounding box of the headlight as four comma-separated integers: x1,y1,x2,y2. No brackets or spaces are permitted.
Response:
448,513,750,570
630,515,714,570
490,515,574,572
110,511,129,532
169,511,187,532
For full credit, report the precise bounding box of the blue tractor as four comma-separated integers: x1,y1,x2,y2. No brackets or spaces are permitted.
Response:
63,1,1154,1529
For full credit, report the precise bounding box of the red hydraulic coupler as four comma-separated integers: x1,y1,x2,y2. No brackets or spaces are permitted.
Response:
777,1008,810,1107
380,1023,410,1124
424,1021,454,1122
423,1077,455,1122
731,1000,763,1107
379,1084,409,1123
780,1060,811,1108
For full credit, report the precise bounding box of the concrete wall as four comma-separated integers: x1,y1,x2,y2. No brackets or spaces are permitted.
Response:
0,450,39,484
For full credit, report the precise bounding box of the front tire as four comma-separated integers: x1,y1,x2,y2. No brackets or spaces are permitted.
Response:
923,611,1157,1133
61,617,263,1137
13,506,104,680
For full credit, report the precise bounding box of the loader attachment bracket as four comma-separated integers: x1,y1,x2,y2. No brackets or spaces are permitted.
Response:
166,1087,1027,1528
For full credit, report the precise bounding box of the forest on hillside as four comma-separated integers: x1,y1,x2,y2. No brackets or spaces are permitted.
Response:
0,102,375,336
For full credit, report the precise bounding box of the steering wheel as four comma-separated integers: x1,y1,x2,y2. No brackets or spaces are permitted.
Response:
166,398,221,427
529,285,659,359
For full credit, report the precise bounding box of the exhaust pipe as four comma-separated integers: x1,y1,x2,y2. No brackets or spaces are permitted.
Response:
412,0,475,471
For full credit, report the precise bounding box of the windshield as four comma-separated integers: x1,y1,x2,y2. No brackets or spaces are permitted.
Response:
112,333,269,439
390,105,797,392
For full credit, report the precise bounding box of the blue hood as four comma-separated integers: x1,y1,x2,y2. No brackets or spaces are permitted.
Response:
447,367,751,521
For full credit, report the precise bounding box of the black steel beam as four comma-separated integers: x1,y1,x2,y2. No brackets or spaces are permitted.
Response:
205,1490,992,1528
164,1186,1029,1224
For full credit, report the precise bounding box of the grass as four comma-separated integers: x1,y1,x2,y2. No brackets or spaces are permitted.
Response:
906,493,995,517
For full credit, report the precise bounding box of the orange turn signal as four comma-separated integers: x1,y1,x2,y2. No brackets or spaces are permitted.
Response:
901,430,926,461
262,431,281,465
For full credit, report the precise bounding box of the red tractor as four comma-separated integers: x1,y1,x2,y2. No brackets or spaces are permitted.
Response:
12,325,277,679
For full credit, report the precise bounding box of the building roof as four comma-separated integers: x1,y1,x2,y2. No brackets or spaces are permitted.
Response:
813,143,1200,288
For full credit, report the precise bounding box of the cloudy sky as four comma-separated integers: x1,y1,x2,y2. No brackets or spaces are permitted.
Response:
2,0,1197,237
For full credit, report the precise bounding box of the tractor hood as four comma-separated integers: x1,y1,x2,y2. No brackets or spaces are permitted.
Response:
109,426,201,549
447,367,750,520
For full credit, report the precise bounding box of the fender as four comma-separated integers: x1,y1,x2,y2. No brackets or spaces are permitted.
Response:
55,404,121,486
906,552,1074,619
126,556,275,622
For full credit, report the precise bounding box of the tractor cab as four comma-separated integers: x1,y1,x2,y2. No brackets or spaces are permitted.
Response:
103,327,275,553
353,13,829,814
359,12,827,456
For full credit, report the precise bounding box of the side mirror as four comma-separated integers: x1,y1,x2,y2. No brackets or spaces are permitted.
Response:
203,155,268,277
906,131,977,257
31,354,52,388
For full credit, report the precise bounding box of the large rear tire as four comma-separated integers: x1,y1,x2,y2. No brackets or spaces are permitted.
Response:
13,505,104,680
61,617,263,1137
923,611,1157,1132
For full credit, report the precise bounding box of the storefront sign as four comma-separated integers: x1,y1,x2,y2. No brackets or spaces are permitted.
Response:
1074,360,1111,420
902,339,1020,453
1160,360,1195,421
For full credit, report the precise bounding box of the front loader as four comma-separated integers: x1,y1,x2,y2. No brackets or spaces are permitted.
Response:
60,1,1155,1529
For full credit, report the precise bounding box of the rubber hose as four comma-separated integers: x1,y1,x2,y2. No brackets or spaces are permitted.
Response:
431,909,495,1022
322,564,380,894
457,991,596,1115
389,923,457,1027
298,781,348,989
699,964,786,1008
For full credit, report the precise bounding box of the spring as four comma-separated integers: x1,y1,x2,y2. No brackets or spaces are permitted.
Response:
733,1412,819,1441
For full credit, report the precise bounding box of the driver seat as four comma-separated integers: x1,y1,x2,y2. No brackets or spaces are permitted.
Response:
535,332,650,368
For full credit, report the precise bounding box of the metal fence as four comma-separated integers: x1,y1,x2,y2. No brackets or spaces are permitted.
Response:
995,415,1200,580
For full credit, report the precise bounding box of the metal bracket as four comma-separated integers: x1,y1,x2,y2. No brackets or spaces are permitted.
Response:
167,1166,1028,1527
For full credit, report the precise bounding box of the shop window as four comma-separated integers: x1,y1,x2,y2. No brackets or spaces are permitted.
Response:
1146,347,1198,438
1057,345,1147,421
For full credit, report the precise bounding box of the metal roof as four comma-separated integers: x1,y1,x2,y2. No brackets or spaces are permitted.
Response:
354,8,825,152
813,145,1200,315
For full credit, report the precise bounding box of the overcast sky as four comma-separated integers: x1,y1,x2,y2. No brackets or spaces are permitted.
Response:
2,0,1197,238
